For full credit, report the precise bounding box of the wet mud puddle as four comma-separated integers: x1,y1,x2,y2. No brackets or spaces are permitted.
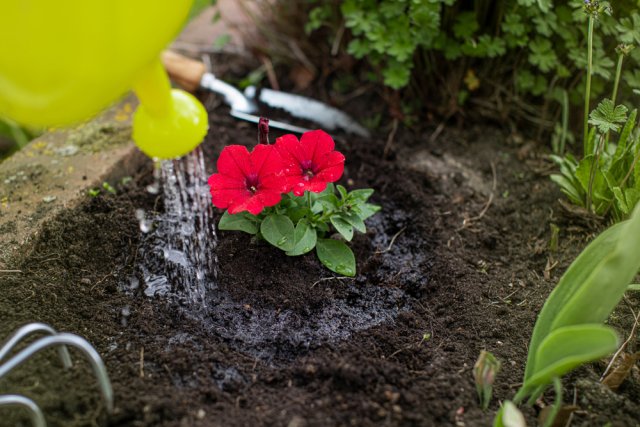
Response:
127,153,428,363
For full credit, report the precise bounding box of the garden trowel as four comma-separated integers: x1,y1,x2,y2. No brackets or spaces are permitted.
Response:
161,51,370,137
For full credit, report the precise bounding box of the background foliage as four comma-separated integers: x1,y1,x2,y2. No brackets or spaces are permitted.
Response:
262,0,640,129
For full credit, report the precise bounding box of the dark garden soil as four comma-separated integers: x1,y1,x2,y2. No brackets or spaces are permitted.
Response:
2,99,640,427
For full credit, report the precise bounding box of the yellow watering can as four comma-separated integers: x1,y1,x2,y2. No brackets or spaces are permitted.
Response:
0,0,208,159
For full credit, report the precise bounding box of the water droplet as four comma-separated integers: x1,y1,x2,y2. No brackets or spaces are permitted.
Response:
146,182,160,194
303,247,311,252
324,261,333,268
277,237,288,246
135,209,152,233
121,305,131,327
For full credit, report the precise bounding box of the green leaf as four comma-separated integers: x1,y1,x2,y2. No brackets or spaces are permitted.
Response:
528,37,557,72
286,220,317,256
575,156,600,194
613,187,629,215
218,211,259,234
524,204,640,384
341,212,366,233
550,174,584,206
589,99,628,134
260,214,295,251
616,13,640,45
330,216,354,241
453,12,478,39
356,203,381,220
612,109,637,162
315,239,356,277
350,188,374,202
382,60,412,89
336,185,348,200
527,324,619,388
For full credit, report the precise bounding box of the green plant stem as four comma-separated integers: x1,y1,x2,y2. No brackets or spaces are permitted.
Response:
560,89,569,155
542,378,563,427
583,15,594,152
605,53,625,148
611,53,624,105
586,133,605,213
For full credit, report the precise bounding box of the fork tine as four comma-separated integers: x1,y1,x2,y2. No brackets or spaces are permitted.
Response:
0,323,73,369
0,394,46,427
0,333,113,413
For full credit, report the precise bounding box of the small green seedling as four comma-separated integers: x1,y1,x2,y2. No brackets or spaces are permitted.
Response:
494,202,640,427
102,182,116,194
474,350,501,410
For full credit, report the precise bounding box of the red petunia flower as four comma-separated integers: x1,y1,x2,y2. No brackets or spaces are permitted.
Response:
208,144,287,215
275,130,345,196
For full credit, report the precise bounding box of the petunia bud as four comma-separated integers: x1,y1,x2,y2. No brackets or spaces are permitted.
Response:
259,117,270,145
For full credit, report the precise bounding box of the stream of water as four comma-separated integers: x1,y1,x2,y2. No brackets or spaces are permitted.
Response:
134,147,218,307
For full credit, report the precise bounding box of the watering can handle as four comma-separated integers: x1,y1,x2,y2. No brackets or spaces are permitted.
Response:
161,51,206,92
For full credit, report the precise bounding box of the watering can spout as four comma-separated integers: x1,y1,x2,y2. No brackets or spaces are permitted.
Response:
132,60,208,159
0,0,208,160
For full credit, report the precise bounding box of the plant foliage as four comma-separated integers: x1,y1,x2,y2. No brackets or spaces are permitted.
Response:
494,202,640,426
302,0,640,124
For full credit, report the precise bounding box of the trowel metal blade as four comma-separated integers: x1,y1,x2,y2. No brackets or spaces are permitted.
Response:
244,86,370,138
230,110,311,134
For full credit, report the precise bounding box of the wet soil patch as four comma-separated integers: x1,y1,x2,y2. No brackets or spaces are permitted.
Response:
1,110,640,427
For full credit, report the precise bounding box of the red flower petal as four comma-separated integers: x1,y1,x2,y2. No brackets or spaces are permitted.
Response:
208,174,248,210
300,130,335,166
251,143,285,177
313,151,345,183
216,145,252,180
275,134,305,166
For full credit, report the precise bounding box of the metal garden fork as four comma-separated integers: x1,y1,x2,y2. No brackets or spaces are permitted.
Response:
0,323,113,427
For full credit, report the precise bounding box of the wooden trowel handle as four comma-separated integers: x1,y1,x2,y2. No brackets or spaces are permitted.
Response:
161,50,206,92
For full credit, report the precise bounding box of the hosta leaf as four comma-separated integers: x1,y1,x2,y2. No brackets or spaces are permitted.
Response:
527,325,619,388
524,204,640,382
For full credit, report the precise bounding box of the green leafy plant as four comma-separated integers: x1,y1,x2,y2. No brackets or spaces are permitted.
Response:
494,202,640,427
218,183,378,276
551,3,640,221
209,126,379,277
294,0,640,127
